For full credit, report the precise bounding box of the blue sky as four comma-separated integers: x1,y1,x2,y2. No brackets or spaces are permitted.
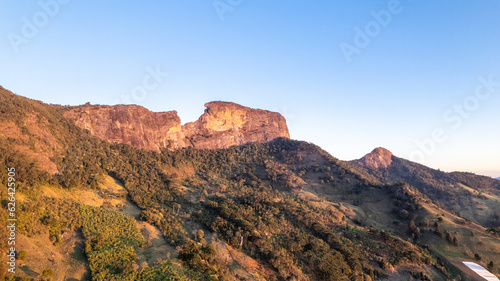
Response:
1,0,499,177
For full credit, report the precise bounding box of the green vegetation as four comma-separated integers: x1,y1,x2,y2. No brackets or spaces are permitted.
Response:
1,88,499,280
80,205,207,280
42,268,54,278
80,205,146,280
17,251,26,261
124,261,193,281
16,197,82,240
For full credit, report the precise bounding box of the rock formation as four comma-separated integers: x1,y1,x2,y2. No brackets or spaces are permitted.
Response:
63,101,289,151
358,147,393,169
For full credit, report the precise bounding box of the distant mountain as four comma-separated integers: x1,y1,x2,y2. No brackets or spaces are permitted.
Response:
1,87,500,280
349,148,500,226
357,147,393,169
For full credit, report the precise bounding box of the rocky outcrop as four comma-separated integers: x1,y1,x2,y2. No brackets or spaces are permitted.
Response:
358,147,393,169
63,101,289,151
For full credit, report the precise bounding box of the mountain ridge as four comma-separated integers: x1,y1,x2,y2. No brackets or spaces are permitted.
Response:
1,87,500,280
63,100,289,152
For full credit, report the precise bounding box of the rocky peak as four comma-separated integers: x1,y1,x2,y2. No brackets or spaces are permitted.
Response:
63,101,289,151
359,147,393,169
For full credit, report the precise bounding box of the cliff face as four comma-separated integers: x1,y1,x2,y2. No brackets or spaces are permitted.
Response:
63,101,289,151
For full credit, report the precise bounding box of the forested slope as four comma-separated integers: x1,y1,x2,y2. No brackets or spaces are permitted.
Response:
1,87,499,280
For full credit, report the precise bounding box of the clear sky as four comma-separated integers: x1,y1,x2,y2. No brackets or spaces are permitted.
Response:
1,1,499,177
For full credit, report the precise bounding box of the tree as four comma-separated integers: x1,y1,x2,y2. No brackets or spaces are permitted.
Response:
18,250,27,260
474,253,482,261
487,261,496,273
422,218,430,228
173,203,181,214
399,209,409,219
42,268,54,278
409,220,417,232
196,229,204,241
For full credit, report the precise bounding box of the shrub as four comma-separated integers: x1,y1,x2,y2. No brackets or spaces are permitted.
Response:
42,268,54,278
18,250,27,261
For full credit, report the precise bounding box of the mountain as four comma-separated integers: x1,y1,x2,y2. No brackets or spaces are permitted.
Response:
63,101,289,152
350,148,500,227
1,87,499,281
357,147,393,169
